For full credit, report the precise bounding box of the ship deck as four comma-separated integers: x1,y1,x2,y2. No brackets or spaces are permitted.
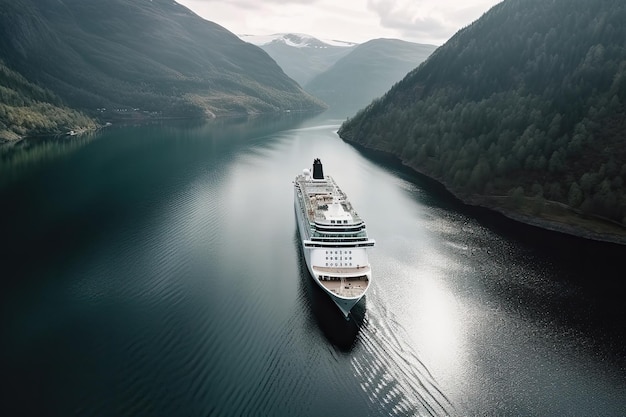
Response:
316,275,369,298
295,175,364,224
312,265,370,298
313,265,371,274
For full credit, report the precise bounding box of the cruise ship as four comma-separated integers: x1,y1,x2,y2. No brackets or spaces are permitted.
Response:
294,158,375,318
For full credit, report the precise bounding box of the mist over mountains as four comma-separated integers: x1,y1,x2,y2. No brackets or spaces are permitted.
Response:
240,33,357,87
305,38,437,116
245,33,437,117
0,0,436,141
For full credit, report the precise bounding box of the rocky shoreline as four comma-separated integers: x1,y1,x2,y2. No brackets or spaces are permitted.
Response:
472,201,626,246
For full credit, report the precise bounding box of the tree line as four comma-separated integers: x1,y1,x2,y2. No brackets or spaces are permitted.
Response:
339,0,626,226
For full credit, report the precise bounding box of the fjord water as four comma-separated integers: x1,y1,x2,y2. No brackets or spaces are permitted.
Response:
1,114,625,416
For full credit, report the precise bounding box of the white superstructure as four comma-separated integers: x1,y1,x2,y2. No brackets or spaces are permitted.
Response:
294,158,375,318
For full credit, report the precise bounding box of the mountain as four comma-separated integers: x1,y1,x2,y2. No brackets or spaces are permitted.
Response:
241,34,437,117
0,0,325,139
338,0,626,242
240,33,356,86
305,38,437,117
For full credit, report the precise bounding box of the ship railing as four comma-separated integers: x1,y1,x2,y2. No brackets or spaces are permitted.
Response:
310,236,370,242
303,239,375,248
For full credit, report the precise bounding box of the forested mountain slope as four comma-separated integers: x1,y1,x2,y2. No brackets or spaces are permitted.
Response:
339,0,626,240
306,39,436,116
0,0,324,139
0,62,96,141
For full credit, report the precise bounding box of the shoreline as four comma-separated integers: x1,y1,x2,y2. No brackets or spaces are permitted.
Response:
343,138,626,246
464,196,626,246
0,125,102,145
1,108,323,146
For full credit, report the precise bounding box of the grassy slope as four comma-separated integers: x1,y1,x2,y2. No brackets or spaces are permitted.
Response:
0,62,97,141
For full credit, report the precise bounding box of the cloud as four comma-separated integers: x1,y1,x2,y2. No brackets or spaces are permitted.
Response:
185,0,318,7
366,0,501,43
178,0,501,45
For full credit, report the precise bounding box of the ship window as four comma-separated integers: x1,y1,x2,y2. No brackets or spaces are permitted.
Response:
331,220,335,224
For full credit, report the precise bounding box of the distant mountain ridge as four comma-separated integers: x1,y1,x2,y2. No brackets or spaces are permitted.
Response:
243,33,437,116
242,33,357,86
240,33,357,48
305,38,437,116
0,0,325,139
339,0,626,241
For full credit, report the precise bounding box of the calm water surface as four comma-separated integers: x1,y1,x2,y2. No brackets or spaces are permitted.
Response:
1,114,625,416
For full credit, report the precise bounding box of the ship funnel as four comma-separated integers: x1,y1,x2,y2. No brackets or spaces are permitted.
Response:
312,158,324,179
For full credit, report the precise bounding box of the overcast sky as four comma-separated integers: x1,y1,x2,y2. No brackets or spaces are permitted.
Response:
176,0,503,45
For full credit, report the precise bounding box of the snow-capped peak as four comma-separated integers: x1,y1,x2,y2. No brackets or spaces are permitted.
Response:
239,33,357,48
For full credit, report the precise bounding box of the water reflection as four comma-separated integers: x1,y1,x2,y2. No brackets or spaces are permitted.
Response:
411,277,463,379
2,115,625,416
0,131,98,187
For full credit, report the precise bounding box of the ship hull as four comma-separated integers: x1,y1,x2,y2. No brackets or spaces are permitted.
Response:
294,187,372,318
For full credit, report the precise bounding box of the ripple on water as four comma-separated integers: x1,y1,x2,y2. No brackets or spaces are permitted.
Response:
351,301,456,417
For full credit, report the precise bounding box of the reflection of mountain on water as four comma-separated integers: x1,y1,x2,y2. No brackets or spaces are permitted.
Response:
0,132,99,188
0,112,316,190
293,232,364,351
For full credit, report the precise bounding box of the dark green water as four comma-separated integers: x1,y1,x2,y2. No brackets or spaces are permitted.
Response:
1,114,625,416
